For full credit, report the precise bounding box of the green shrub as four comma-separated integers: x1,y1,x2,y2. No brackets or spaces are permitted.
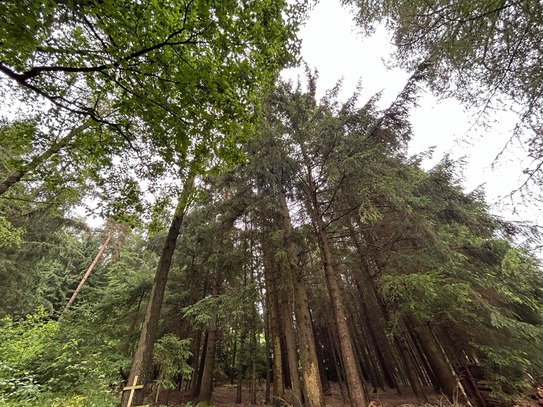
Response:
0,307,121,406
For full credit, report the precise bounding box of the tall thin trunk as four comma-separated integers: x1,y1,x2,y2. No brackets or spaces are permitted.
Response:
121,169,196,407
248,257,258,406
410,329,440,389
250,325,258,405
312,322,331,395
262,286,272,404
62,230,112,315
199,327,218,403
236,328,247,404
230,332,237,385
292,275,325,407
265,342,272,403
349,273,390,391
349,308,379,392
278,189,324,407
192,331,208,398
414,323,471,405
349,219,427,399
296,136,367,406
325,321,349,404
397,335,427,401
271,323,285,407
199,279,221,404
316,218,368,407
262,237,285,406
279,291,303,407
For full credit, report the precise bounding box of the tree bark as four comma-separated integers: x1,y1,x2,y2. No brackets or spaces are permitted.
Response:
278,190,324,407
121,169,196,407
279,290,303,407
250,324,258,405
315,216,368,407
325,320,349,404
262,238,285,407
230,331,237,385
414,323,471,405
62,230,112,315
295,133,368,406
349,218,428,399
262,285,272,404
397,335,427,401
199,327,218,403
236,328,247,404
192,331,208,398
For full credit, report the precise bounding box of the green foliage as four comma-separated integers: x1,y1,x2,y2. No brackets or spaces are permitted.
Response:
0,216,23,248
0,218,101,317
343,0,543,192
380,273,473,327
474,344,532,397
0,119,36,163
0,307,57,399
153,334,193,391
0,226,162,404
344,0,543,110
183,284,259,331
0,388,116,407
1,27,541,404
0,0,303,226
0,307,57,365
0,307,119,406
37,316,128,394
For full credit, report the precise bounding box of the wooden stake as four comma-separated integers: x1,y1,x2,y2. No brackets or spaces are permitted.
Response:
123,375,145,407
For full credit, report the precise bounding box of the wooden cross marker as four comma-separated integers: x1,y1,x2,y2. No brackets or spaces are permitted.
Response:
122,375,149,407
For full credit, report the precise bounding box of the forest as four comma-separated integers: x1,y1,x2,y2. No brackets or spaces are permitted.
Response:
0,1,542,407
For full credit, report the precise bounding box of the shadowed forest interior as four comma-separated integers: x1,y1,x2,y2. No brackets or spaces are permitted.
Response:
0,1,542,407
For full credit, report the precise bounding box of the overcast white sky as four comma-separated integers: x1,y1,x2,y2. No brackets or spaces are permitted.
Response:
282,0,541,227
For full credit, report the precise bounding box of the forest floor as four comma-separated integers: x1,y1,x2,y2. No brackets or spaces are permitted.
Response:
155,383,452,407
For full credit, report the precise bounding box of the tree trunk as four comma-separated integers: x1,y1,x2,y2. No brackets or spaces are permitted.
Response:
261,237,285,406
248,262,258,406
325,321,349,404
62,230,113,315
397,335,427,401
312,322,331,395
316,218,368,407
250,326,258,405
272,328,285,407
278,189,324,407
414,323,471,405
296,136,367,406
230,332,237,385
410,329,441,389
192,331,208,398
349,219,427,399
262,286,272,404
121,170,196,407
292,274,325,407
265,342,272,403
236,328,247,404
199,327,218,403
279,291,303,407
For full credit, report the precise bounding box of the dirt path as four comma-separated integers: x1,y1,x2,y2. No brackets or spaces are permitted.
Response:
155,383,446,406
